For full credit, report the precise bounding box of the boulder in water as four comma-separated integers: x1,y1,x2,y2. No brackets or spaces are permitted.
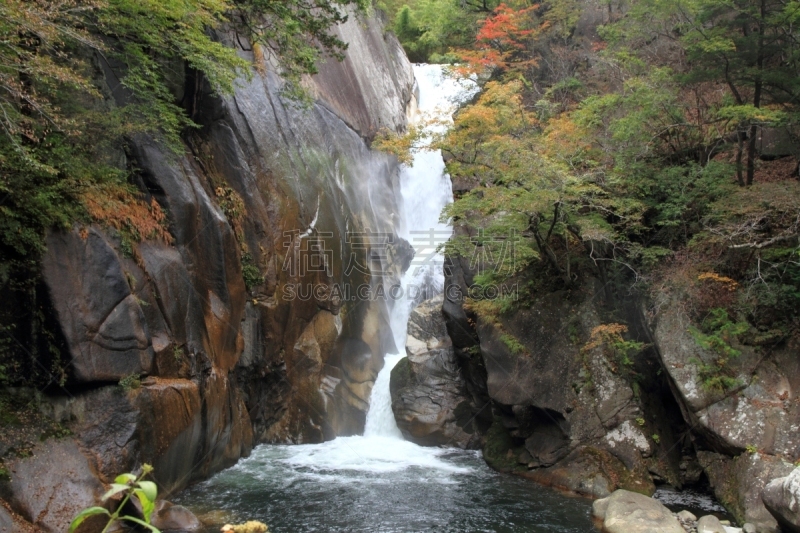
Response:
390,295,480,448
591,489,685,533
150,500,202,532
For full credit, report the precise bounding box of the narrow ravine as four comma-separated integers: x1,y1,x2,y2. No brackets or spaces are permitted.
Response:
174,65,595,533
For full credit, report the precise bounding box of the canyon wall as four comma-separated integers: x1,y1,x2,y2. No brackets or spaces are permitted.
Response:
1,11,415,533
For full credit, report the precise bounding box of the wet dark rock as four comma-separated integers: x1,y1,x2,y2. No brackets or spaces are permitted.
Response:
150,500,202,532
390,295,480,448
698,451,793,532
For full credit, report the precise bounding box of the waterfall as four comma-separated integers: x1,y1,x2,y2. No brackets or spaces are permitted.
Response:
266,65,477,474
362,64,478,439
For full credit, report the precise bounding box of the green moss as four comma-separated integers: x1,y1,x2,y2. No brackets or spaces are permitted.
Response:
390,356,411,395
119,373,142,391
483,418,525,473
241,251,264,291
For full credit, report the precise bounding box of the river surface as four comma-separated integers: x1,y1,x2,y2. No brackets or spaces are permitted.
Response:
175,64,593,533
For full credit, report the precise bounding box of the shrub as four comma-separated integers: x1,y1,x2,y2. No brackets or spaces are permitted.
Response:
69,465,160,533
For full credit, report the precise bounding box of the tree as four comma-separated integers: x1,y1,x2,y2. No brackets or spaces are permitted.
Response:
609,0,800,185
457,3,541,74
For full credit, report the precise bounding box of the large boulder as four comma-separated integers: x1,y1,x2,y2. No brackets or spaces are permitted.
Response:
450,272,669,495
390,295,479,448
761,467,800,532
699,451,794,532
4,439,104,533
651,300,800,458
42,228,154,382
591,489,685,533
696,515,727,533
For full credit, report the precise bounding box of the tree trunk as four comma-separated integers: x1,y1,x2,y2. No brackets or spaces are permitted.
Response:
736,128,745,187
747,0,766,187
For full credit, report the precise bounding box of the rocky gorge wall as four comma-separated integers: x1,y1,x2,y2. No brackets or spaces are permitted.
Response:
392,227,799,533
1,10,415,533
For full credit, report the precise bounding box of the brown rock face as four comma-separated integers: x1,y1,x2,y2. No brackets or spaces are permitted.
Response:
390,295,480,448
6,10,415,533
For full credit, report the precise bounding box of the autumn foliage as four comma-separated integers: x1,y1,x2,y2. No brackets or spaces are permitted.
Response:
456,3,541,75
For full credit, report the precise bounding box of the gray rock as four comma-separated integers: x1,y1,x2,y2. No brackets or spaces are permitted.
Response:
151,501,202,532
742,523,757,533
43,228,154,382
678,510,698,522
6,439,104,533
0,506,13,533
592,489,685,533
390,295,479,448
697,515,726,533
761,467,800,532
652,299,800,458
699,451,794,532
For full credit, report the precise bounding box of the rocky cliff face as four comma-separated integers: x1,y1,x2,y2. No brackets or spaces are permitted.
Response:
433,249,683,499
396,219,797,531
649,296,799,531
2,11,414,533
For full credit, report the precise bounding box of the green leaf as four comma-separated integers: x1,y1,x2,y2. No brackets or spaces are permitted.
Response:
101,483,131,501
69,507,110,533
136,480,158,502
134,488,156,522
121,515,162,532
114,473,137,484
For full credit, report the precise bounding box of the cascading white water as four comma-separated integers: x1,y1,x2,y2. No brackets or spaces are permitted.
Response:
258,65,476,473
363,64,478,439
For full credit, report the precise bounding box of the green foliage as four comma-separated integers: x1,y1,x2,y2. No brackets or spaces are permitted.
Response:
119,373,142,391
689,308,749,391
69,465,160,533
500,333,526,355
0,0,367,357
381,0,490,62
241,252,264,292
745,444,758,454
582,323,647,376
690,308,749,360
